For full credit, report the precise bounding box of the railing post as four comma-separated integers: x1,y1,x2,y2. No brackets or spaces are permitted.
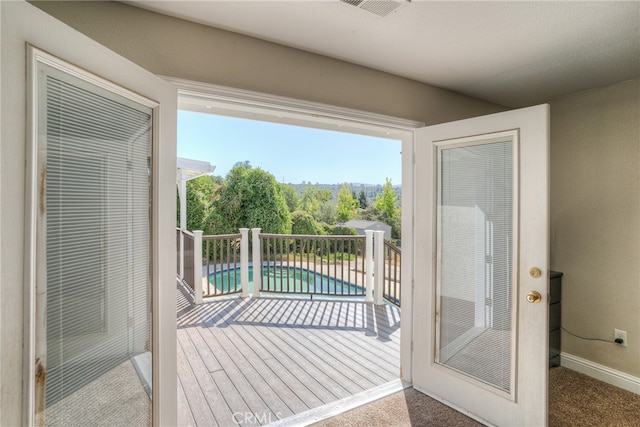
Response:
240,228,250,298
251,228,262,297
176,228,181,279
364,230,374,303
179,171,187,279
179,230,185,280
374,230,385,305
193,230,204,304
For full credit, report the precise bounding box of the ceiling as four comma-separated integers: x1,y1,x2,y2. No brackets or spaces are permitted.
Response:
125,1,640,108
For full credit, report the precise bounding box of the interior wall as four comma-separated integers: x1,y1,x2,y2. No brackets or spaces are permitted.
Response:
550,79,640,377
30,1,504,125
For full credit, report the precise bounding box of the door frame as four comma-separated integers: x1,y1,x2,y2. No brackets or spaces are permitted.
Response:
163,76,422,384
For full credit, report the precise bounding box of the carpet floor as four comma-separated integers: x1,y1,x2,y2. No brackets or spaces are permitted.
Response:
548,366,640,427
314,367,640,426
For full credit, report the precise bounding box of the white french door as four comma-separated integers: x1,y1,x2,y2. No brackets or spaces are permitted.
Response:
2,2,177,426
412,105,549,426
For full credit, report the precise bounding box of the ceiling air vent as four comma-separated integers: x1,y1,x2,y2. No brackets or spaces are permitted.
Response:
341,0,365,6
340,0,404,18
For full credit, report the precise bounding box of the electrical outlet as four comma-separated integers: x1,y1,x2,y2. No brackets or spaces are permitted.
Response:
614,329,627,347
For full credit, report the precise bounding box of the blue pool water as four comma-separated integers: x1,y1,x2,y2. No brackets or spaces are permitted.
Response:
209,265,363,295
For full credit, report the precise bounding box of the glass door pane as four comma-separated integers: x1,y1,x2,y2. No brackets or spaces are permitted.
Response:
436,138,514,394
36,61,152,426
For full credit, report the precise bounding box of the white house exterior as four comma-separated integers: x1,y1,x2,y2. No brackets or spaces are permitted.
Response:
344,219,392,240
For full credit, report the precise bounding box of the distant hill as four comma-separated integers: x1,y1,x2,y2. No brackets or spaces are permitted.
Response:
284,182,401,205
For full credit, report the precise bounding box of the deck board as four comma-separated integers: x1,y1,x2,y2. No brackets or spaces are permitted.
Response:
251,319,359,397
200,298,341,406
177,292,401,426
216,325,312,414
238,315,349,403
177,375,197,427
177,339,221,426
274,326,383,390
184,327,223,373
291,326,398,380
203,325,294,419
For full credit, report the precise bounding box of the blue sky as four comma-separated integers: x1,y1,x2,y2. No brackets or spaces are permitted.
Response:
177,111,401,185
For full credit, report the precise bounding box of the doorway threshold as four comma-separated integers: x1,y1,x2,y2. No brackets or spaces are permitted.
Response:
268,378,411,426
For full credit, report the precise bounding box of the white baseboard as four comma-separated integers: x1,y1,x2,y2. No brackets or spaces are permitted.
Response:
561,352,640,395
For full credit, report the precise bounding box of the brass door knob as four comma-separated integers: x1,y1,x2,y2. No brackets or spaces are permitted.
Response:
526,291,542,304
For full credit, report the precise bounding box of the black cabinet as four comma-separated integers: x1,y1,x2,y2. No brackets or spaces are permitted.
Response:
549,271,563,367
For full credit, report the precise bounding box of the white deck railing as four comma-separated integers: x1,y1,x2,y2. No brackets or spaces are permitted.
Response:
177,228,398,306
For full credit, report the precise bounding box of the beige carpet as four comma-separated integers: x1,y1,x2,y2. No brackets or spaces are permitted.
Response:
314,367,640,426
314,387,482,427
41,359,151,427
548,366,640,427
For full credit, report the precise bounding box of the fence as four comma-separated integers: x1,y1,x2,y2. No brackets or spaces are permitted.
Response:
176,228,181,276
259,234,367,297
182,231,196,293
382,240,401,307
176,228,196,293
202,233,243,297
176,228,401,307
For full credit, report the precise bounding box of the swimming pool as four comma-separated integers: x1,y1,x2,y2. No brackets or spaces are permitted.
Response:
209,265,364,296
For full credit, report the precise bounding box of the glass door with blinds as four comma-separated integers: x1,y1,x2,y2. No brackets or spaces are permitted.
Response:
33,54,154,426
412,105,549,426
436,136,514,393
4,3,176,424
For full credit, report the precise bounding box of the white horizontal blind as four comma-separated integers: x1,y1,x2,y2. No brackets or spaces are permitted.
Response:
40,63,152,425
437,140,513,393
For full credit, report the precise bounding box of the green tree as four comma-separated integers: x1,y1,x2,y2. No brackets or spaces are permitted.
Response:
291,210,325,235
232,160,252,169
208,165,292,234
375,178,401,239
360,204,384,222
176,175,222,232
375,179,399,221
280,183,300,213
336,184,358,223
322,224,358,236
322,224,358,255
300,185,332,220
358,189,368,209
315,203,336,225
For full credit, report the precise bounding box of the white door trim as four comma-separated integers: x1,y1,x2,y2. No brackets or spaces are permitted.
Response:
163,76,421,383
162,76,424,132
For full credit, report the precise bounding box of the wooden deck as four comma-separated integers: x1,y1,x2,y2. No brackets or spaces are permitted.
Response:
176,288,401,426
